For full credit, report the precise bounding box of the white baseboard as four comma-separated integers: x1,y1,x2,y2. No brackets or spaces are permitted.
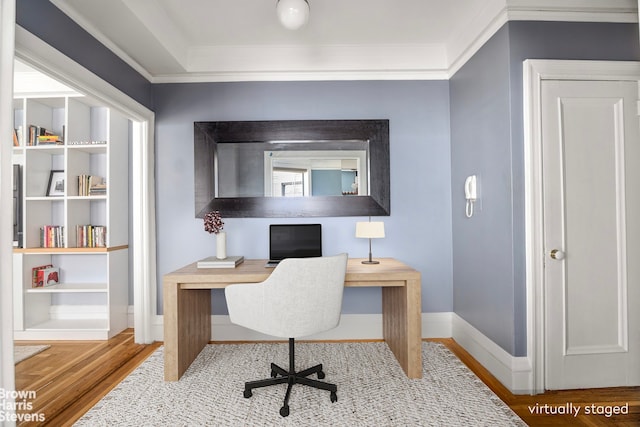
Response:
452,314,533,394
150,312,452,342
212,312,453,341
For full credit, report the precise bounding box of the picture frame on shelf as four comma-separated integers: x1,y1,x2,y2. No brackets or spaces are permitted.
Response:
46,170,65,197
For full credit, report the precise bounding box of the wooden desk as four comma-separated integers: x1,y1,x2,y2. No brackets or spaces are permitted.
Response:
163,258,422,381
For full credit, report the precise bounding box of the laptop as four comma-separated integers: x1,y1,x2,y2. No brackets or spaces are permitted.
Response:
266,224,322,267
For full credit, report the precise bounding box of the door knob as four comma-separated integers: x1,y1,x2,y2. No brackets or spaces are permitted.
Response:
550,249,565,260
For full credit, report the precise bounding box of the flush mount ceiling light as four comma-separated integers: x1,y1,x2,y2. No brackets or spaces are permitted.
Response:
276,0,310,30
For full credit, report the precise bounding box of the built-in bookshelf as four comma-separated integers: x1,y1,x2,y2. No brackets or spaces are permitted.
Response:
12,95,129,340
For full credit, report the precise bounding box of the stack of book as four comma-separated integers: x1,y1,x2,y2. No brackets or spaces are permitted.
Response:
28,125,63,146
197,255,244,269
40,225,65,248
78,175,107,196
76,224,107,248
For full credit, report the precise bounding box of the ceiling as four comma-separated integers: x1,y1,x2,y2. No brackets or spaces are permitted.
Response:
47,0,637,83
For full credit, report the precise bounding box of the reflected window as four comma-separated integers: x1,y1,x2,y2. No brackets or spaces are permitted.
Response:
273,168,307,197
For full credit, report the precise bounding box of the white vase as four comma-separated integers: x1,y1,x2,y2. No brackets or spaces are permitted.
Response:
216,231,227,259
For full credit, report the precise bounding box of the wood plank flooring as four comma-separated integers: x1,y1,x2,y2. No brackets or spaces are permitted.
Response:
14,329,160,426
436,338,640,426
13,332,640,426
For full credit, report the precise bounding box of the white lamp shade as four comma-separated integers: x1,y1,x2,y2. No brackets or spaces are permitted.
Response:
276,0,310,30
355,222,385,239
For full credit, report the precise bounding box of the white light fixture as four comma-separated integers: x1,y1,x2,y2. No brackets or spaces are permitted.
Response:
276,0,310,30
355,221,385,264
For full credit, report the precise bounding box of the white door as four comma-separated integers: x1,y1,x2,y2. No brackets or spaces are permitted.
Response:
541,79,640,389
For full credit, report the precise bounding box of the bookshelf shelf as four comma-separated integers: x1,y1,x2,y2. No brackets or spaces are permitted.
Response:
12,94,129,340
26,283,108,293
67,195,108,201
24,319,108,330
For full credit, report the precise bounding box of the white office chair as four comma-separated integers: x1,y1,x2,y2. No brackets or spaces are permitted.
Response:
224,253,348,417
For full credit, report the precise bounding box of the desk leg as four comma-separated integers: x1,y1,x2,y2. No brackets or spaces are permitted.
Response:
164,280,211,381
382,277,422,379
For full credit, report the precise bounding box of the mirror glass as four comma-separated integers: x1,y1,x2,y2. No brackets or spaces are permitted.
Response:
217,141,369,198
194,120,390,218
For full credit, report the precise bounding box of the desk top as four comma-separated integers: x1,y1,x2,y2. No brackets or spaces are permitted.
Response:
164,258,420,289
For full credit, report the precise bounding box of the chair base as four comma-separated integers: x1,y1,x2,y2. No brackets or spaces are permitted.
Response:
242,338,337,417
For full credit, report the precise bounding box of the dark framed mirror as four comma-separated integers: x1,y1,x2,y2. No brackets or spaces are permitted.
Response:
194,119,390,218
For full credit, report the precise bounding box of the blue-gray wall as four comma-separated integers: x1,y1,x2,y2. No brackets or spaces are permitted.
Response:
153,81,453,315
450,21,640,357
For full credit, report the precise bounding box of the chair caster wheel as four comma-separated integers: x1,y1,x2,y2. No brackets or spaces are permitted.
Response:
280,405,290,417
243,389,252,398
317,370,325,379
330,392,338,403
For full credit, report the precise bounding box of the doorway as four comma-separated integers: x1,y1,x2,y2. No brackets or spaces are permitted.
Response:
524,59,640,392
1,23,156,395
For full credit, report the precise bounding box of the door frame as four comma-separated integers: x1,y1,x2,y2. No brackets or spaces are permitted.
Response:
12,26,158,345
523,59,640,393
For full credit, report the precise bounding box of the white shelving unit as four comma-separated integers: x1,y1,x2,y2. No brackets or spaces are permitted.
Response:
12,94,129,340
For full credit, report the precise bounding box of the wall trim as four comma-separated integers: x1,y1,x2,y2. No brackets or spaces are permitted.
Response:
0,0,17,397
452,314,533,394
14,25,157,345
148,311,533,393
523,59,640,394
151,312,453,343
50,0,638,83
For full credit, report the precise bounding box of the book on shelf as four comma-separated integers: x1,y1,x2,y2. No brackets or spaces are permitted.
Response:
27,125,62,146
13,128,19,147
76,224,106,248
197,255,244,269
37,135,63,144
40,225,65,248
77,175,106,196
31,264,59,288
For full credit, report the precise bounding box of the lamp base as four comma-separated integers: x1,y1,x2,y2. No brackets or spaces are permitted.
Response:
361,260,380,265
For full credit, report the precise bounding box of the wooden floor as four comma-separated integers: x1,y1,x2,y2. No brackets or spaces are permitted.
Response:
13,332,640,426
436,338,640,426
14,329,160,426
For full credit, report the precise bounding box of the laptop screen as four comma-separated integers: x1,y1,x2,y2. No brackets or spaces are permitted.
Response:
269,224,322,261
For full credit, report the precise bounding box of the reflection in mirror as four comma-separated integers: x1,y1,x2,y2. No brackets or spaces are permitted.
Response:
194,120,390,218
265,149,367,197
216,141,369,198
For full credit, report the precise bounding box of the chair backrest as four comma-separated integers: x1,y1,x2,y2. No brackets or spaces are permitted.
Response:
264,253,348,337
231,253,348,338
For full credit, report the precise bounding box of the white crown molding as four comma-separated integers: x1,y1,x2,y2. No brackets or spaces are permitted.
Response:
187,43,447,71
149,43,449,82
446,0,638,78
48,1,639,83
506,0,638,22
152,69,450,84
447,1,510,79
49,0,154,82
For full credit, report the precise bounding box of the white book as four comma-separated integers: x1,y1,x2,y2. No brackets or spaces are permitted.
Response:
197,255,244,269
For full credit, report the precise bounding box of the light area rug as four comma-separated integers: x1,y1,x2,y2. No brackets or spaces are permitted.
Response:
14,345,50,364
75,342,526,426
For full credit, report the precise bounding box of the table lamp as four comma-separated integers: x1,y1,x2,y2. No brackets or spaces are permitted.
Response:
355,221,385,264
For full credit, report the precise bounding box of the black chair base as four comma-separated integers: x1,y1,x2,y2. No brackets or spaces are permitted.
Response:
242,338,337,417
